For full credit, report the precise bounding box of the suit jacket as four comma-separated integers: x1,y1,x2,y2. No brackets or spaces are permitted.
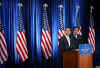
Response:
72,34,84,49
59,35,75,53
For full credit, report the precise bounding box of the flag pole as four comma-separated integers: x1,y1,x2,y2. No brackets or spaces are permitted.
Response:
0,2,2,7
90,6,94,13
43,3,48,9
77,5,80,9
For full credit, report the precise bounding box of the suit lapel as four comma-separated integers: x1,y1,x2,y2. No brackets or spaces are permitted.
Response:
64,36,70,47
69,35,73,48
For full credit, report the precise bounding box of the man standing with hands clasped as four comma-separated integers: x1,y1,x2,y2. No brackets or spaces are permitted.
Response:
72,26,84,51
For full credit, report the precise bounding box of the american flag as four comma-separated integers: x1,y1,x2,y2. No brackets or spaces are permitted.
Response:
88,12,95,52
41,3,52,59
16,6,28,62
76,9,82,35
0,16,8,64
58,5,64,42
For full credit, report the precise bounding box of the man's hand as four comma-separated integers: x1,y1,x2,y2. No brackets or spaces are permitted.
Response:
75,49,79,51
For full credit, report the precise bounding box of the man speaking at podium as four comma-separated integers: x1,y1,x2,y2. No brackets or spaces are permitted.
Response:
59,27,76,68
59,27,75,53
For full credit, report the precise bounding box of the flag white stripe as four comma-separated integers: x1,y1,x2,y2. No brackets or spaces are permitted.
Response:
22,31,27,43
0,57,3,64
18,31,28,54
42,34,51,56
41,43,48,59
0,38,8,56
44,30,52,52
90,29,95,37
90,29,95,42
89,36,95,51
59,30,64,36
42,34,52,56
42,37,52,57
46,30,52,43
89,32,94,45
1,49,7,61
89,28,95,45
0,32,7,47
0,30,8,64
58,31,64,39
89,37,95,51
16,44,25,61
88,28,95,52
17,34,28,59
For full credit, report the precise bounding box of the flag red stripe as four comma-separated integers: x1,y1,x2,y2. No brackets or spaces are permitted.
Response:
0,32,7,49
16,47,24,62
89,28,95,45
0,33,8,58
0,44,8,59
41,34,50,56
45,31,52,50
90,37,95,51
41,38,49,58
0,48,7,61
0,52,6,62
16,40,26,60
47,29,52,43
91,29,95,38
17,34,28,59
88,27,95,52
89,37,95,51
58,31,64,40
90,29,95,43
89,32,95,45
0,58,3,64
22,31,27,46
0,30,8,64
41,44,48,59
46,30,52,46
22,31,28,53
19,31,28,55
42,31,52,55
0,40,8,58
89,35,94,47
42,30,52,53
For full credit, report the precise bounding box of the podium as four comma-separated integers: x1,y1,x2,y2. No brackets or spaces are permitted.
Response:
78,44,93,68
63,51,77,68
63,44,93,68
78,54,93,68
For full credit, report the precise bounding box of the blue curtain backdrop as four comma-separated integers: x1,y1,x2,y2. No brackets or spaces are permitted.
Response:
0,0,97,68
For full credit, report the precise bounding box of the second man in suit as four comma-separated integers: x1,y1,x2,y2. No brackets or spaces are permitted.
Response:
72,26,84,49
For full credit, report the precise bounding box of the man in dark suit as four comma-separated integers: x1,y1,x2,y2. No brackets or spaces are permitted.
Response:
72,26,84,49
59,27,75,53
59,27,76,68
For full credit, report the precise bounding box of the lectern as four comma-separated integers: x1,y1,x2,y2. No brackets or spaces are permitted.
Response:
63,50,77,68
63,44,93,68
78,44,93,68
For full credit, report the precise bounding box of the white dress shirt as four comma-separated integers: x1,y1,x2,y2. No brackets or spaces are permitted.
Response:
65,35,70,47
75,35,77,39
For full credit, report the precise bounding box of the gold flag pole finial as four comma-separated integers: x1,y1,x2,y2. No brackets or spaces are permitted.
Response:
77,5,80,9
0,2,2,7
58,5,63,8
18,3,23,7
43,3,48,8
90,5,94,13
